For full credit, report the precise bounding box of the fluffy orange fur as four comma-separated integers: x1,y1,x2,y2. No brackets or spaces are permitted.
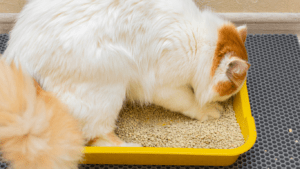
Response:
0,59,84,169
214,81,237,97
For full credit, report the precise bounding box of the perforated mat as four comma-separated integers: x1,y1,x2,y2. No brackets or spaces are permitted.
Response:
0,34,299,169
0,34,8,54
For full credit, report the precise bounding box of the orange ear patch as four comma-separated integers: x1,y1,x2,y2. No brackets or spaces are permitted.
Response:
214,60,250,97
226,60,250,86
211,23,248,77
237,25,247,43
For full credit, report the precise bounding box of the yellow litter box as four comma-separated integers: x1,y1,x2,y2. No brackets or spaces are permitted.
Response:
81,81,257,166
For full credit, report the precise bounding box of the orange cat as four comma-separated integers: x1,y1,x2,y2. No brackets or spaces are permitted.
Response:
0,59,84,169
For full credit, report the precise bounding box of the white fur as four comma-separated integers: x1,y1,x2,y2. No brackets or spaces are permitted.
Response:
3,0,244,145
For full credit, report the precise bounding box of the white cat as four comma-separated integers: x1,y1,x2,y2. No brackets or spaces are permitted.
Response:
3,0,250,147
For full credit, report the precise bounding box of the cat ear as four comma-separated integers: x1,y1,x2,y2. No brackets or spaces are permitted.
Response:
226,59,250,86
237,25,247,43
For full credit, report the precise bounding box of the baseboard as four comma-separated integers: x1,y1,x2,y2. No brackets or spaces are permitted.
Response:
1,13,300,37
218,13,300,37
0,13,18,34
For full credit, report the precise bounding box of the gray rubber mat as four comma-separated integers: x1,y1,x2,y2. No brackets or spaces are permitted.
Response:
0,34,8,54
0,34,299,169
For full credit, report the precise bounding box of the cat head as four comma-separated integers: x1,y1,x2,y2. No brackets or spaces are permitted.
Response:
211,23,250,101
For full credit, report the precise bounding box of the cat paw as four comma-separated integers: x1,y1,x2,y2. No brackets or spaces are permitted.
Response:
208,102,223,119
207,107,221,119
195,103,223,122
119,142,143,147
195,112,209,122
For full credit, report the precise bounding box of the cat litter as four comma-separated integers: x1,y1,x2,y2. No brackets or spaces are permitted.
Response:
116,98,245,149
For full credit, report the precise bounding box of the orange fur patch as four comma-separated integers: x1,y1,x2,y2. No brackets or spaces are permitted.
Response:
33,79,43,95
87,137,99,146
211,23,248,77
214,81,237,97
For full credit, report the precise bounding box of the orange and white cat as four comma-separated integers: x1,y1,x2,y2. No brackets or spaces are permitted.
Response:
3,0,250,147
0,58,84,169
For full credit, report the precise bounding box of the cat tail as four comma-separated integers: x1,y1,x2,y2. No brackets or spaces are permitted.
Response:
0,59,84,169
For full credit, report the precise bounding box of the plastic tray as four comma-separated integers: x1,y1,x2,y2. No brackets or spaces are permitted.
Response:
81,82,257,166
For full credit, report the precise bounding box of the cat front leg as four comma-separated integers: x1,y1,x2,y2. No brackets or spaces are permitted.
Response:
193,102,223,122
152,86,223,122
153,86,205,119
153,86,199,118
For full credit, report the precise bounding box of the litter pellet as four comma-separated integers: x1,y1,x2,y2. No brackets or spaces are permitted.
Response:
116,98,245,149
289,129,292,132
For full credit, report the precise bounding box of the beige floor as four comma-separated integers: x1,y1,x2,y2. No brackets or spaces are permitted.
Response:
0,1,299,41
1,0,300,13
0,0,25,13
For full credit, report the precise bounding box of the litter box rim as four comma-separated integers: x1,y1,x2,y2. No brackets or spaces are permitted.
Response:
82,81,257,165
